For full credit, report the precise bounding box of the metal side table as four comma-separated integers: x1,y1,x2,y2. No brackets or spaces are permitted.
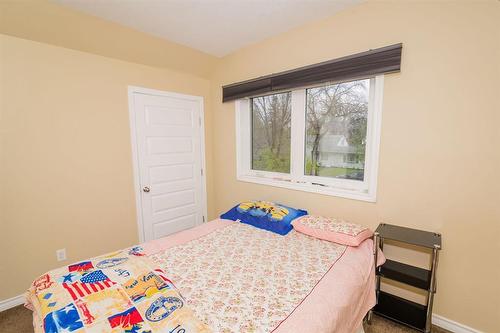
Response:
370,223,441,333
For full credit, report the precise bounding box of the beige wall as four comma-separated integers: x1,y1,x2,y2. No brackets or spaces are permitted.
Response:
0,0,217,78
0,34,215,299
210,1,499,332
1,0,499,332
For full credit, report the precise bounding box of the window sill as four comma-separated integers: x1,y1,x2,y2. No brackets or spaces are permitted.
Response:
237,174,376,202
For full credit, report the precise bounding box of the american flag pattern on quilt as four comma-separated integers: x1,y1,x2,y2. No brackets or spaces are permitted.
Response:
62,270,115,300
26,246,211,333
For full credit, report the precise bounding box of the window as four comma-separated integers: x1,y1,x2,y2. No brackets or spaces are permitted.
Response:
251,92,291,173
305,79,369,181
236,76,384,202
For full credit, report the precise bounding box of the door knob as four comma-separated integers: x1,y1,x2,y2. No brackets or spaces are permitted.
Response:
143,186,150,193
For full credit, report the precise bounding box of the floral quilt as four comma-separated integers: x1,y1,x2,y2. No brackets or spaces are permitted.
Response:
150,223,347,333
27,246,210,333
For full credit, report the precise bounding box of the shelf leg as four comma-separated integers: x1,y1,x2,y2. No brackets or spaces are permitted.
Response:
425,245,440,333
369,231,380,325
377,238,383,292
373,232,380,301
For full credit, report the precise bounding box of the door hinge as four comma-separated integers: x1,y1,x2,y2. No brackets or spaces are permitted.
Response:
199,117,202,126
201,168,204,176
202,216,205,223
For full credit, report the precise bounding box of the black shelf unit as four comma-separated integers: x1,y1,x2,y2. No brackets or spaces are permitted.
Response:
379,259,431,290
376,291,427,330
369,223,441,333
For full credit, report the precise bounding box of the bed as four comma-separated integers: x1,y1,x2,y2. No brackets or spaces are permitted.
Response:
26,218,382,333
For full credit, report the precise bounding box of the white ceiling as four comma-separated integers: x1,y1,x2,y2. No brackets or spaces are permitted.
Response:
54,0,362,57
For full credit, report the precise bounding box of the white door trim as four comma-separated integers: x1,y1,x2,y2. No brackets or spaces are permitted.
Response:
127,86,207,243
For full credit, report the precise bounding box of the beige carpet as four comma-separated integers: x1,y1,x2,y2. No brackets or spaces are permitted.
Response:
0,305,451,333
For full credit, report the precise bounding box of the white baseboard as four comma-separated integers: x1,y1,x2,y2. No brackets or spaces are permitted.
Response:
433,314,483,333
0,294,25,312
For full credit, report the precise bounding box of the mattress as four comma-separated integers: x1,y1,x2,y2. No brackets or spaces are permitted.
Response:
27,219,380,333
144,219,381,333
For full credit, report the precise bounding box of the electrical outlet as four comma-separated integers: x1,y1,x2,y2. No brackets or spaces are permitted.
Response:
56,248,66,261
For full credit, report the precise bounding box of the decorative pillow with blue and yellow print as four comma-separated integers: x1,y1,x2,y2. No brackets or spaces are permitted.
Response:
220,200,307,235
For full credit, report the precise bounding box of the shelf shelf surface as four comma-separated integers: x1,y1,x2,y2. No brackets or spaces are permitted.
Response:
374,291,428,331
378,259,431,290
376,223,441,249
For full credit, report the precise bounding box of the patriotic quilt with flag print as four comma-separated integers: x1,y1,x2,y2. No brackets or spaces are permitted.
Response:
26,246,211,333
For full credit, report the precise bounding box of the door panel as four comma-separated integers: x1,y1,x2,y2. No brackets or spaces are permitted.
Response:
152,180,195,195
147,137,193,154
132,91,204,241
149,164,194,183
145,107,193,126
152,214,197,240
151,190,195,213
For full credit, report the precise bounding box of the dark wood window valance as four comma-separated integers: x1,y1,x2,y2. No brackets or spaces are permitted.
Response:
222,43,402,102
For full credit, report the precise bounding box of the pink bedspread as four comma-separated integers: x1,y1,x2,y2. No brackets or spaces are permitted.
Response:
143,219,383,333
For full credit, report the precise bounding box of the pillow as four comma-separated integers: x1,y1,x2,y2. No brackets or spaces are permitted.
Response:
292,215,373,246
220,200,307,235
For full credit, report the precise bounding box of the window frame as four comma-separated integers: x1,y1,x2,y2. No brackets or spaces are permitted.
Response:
235,75,384,202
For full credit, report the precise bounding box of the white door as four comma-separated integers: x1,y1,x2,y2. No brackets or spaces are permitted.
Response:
129,87,206,242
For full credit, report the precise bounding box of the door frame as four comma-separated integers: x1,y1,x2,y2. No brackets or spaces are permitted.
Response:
127,85,208,243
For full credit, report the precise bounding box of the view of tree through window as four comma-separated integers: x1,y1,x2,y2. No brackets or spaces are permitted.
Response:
305,79,369,181
251,92,292,173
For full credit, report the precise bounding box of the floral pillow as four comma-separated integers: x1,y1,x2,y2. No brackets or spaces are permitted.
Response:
291,215,373,246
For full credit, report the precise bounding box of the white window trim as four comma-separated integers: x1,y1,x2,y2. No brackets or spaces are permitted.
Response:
236,75,384,202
